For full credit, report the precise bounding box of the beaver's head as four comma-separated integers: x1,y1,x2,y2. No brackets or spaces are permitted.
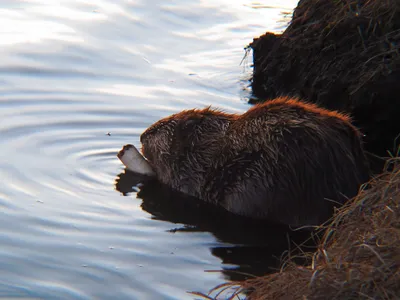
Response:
140,108,233,192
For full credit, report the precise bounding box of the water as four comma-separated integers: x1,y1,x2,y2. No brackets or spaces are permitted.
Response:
0,1,298,299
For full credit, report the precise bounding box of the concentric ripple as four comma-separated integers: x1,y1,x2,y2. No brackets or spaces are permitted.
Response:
0,0,297,299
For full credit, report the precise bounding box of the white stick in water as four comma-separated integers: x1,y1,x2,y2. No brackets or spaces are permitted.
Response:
117,144,155,176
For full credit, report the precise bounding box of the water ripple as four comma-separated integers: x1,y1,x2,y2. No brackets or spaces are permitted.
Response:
0,0,298,298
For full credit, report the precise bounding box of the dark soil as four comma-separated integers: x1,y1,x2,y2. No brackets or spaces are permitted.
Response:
249,0,400,170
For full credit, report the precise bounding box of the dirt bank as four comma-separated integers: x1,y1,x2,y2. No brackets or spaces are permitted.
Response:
198,159,400,299
249,0,400,167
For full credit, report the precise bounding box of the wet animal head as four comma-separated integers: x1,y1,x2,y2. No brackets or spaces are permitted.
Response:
140,108,233,189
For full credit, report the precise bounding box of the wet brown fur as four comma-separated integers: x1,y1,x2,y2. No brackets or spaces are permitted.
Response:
140,97,370,227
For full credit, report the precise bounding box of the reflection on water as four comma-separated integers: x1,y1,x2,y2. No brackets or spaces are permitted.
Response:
0,0,298,299
115,169,312,283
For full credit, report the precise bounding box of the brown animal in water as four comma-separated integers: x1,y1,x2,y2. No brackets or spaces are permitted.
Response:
139,97,370,227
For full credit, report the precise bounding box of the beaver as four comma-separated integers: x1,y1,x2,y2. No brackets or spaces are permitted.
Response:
126,97,370,227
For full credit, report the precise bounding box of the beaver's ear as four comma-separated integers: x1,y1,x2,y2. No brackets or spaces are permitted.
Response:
181,115,204,128
175,117,203,139
184,117,202,128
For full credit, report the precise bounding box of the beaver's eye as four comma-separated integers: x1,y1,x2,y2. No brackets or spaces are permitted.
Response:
183,118,201,129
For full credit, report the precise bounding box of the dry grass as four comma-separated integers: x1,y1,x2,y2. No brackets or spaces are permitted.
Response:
251,0,400,100
195,158,400,299
283,0,400,94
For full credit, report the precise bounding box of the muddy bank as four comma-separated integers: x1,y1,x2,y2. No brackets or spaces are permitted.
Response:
249,0,400,166
199,159,400,299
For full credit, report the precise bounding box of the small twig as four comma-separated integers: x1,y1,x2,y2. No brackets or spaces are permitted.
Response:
364,49,399,65
357,243,386,265
357,26,367,50
350,66,381,95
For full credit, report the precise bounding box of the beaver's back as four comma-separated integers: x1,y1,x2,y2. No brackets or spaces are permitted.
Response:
203,97,370,227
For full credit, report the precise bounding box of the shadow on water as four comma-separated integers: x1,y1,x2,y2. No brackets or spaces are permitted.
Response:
115,169,315,282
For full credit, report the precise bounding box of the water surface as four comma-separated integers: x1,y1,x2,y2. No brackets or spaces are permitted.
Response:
0,1,298,299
